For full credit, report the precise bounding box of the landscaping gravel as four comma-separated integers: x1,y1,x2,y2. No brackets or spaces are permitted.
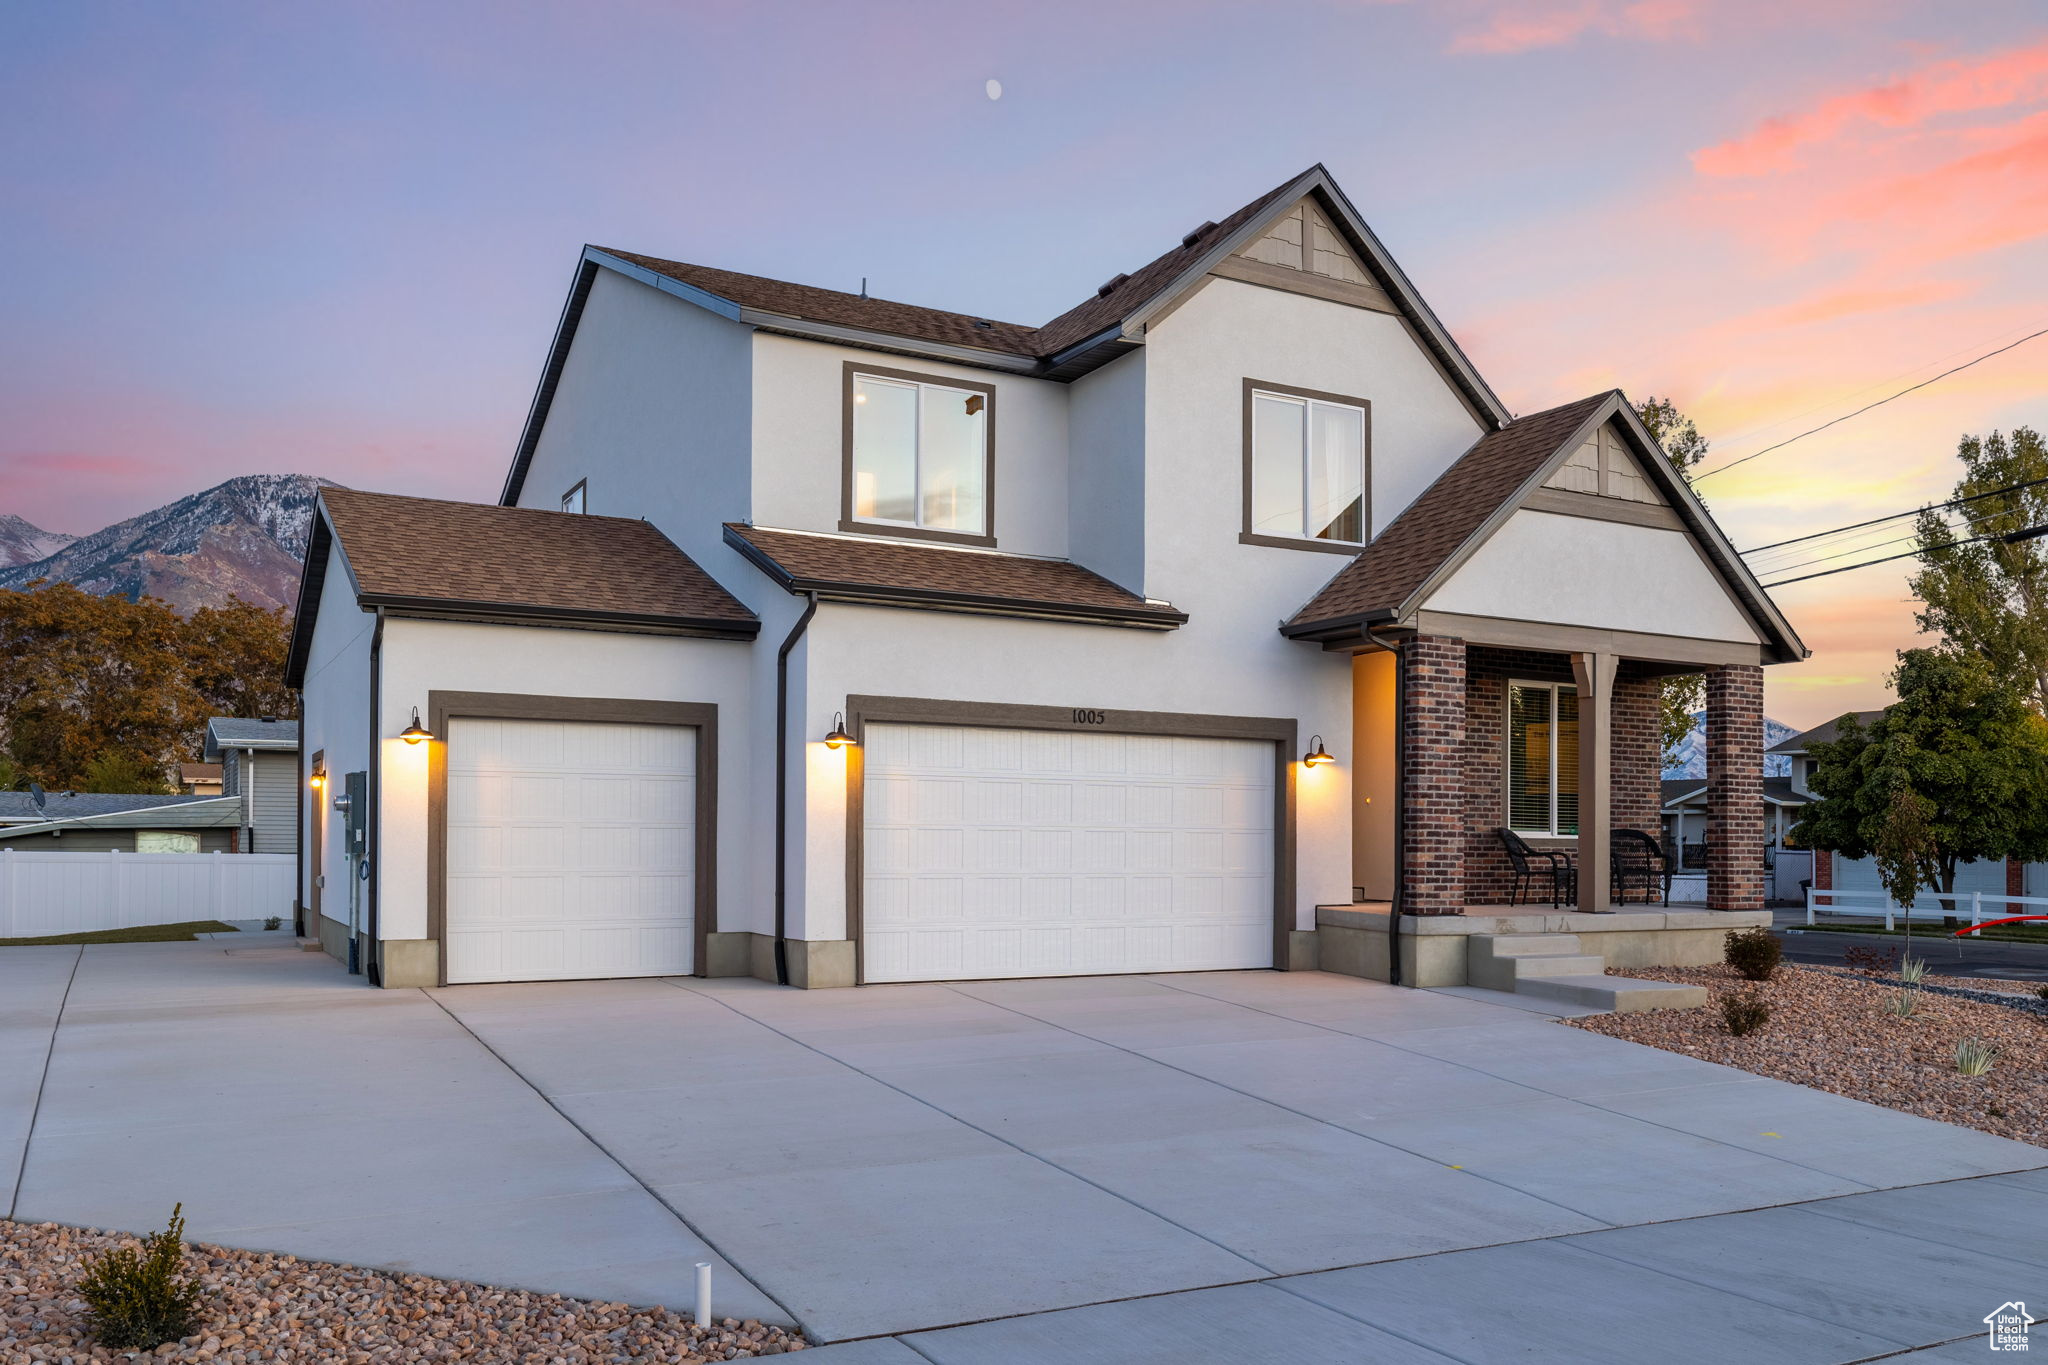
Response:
1570,963,2048,1148
0,1220,808,1362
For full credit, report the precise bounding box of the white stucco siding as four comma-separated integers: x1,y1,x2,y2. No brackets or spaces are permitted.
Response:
515,267,754,579
749,333,1072,557
1066,350,1146,594
1143,277,1485,583
791,602,1354,944
296,539,373,921
1426,509,1764,644
372,619,759,945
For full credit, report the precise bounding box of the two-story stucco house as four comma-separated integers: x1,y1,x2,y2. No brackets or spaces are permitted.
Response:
288,165,1805,991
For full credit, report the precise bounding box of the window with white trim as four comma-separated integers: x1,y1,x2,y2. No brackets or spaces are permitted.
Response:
1249,387,1366,544
849,371,989,536
136,830,201,853
1508,680,1579,837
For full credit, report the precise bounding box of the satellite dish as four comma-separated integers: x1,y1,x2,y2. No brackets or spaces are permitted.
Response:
29,782,45,814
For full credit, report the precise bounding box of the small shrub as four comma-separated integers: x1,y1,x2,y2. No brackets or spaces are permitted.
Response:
2036,985,2048,1001
1956,1038,1999,1077
1898,954,1928,986
1724,927,1781,982
1720,990,1771,1037
77,1204,203,1349
1884,987,1921,1019
1843,944,1899,976
263,916,281,931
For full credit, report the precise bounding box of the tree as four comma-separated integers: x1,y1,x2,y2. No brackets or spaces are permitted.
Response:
1793,649,2048,919
1634,395,1710,761
1910,427,2048,715
180,598,297,733
78,751,171,795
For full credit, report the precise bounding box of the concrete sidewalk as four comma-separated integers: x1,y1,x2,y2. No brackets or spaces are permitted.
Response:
5,941,2043,1359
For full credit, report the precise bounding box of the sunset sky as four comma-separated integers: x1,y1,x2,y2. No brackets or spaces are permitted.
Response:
3,1,2044,729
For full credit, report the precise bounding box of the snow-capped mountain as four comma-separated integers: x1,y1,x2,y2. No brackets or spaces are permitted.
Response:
0,474,334,613
1662,710,1798,779
0,513,77,569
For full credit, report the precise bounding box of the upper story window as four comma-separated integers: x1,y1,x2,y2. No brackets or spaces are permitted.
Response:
561,480,586,514
1508,680,1579,838
1242,381,1369,553
843,364,995,546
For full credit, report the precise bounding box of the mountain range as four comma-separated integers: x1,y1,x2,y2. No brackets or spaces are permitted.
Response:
1663,711,1799,780
0,474,331,614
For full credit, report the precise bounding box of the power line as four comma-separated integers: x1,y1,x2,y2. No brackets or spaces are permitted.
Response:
1738,474,2048,555
1762,521,2048,588
1693,324,2048,482
1752,498,2029,577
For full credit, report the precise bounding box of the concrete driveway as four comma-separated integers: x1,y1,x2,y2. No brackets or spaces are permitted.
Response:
4,940,2044,1361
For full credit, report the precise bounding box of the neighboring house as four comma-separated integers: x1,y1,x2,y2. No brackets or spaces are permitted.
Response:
1661,776,1810,904
289,163,1806,990
0,792,242,851
176,762,224,796
1770,711,2036,905
204,717,300,855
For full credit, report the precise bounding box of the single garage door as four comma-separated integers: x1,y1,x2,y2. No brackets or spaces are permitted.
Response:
862,723,1276,983
445,717,696,984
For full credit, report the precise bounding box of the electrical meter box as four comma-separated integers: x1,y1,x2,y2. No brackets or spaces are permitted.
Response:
341,771,368,857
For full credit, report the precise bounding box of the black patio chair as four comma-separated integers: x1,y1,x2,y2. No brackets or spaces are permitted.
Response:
1611,828,1672,906
1496,828,1576,908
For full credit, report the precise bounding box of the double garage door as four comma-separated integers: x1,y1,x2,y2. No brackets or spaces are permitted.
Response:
444,717,697,985
862,723,1278,983
441,716,1278,986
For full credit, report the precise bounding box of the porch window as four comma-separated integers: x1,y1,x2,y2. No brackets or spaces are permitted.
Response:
847,368,992,540
1508,680,1578,837
1247,385,1367,545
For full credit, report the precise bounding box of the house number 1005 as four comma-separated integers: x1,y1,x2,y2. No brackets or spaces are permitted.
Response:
1070,709,1107,725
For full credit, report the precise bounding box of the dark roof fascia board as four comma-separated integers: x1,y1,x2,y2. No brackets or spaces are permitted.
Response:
499,256,602,506
284,503,364,688
1659,784,1709,809
1116,166,1511,429
737,309,1043,375
1605,400,1809,665
722,526,1186,630
361,593,761,641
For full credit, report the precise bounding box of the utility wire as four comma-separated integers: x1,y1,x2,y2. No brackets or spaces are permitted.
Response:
1694,325,2048,482
1762,521,2048,588
1739,474,2048,555
1753,498,2029,577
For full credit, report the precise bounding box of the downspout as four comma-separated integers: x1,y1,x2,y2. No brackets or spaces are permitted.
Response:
294,727,305,936
243,747,256,852
773,592,820,986
366,607,385,986
1388,636,1408,987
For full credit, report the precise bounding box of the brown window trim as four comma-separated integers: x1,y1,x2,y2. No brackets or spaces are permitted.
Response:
425,691,720,987
560,478,587,513
1239,377,1371,555
841,361,997,548
840,695,1298,986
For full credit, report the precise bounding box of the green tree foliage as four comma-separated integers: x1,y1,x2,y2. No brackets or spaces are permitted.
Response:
0,583,295,790
1633,395,1710,761
1793,650,2048,910
1910,427,2048,715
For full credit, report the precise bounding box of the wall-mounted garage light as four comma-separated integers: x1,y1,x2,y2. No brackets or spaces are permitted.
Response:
1302,735,1334,768
823,712,856,749
309,771,325,791
399,708,433,745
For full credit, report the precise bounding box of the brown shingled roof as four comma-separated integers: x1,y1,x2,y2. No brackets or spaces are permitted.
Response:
319,488,757,633
724,524,1185,628
596,249,1044,358
1286,393,1612,631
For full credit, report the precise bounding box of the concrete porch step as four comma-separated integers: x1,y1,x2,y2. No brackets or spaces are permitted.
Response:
1515,975,1710,1013
1477,933,1585,957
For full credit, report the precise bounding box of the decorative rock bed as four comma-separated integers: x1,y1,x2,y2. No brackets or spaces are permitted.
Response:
0,1221,808,1362
1570,963,2047,1147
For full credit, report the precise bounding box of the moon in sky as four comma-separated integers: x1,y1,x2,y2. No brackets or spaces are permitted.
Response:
985,79,1003,101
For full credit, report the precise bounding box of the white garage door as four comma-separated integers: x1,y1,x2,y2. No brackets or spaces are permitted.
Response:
862,723,1275,983
444,717,696,984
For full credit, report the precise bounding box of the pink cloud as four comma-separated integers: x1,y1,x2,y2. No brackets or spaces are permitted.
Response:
1448,0,1697,55
1695,38,2048,176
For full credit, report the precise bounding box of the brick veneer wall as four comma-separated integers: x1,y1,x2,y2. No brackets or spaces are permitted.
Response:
1813,848,1832,890
1400,635,1468,914
1706,663,1766,911
1457,648,1667,906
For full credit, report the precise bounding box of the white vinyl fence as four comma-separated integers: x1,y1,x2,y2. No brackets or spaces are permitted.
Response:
1805,886,2048,931
0,850,295,938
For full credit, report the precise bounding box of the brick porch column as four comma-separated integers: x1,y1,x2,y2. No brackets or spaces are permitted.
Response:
1706,663,1765,912
1401,635,1466,915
